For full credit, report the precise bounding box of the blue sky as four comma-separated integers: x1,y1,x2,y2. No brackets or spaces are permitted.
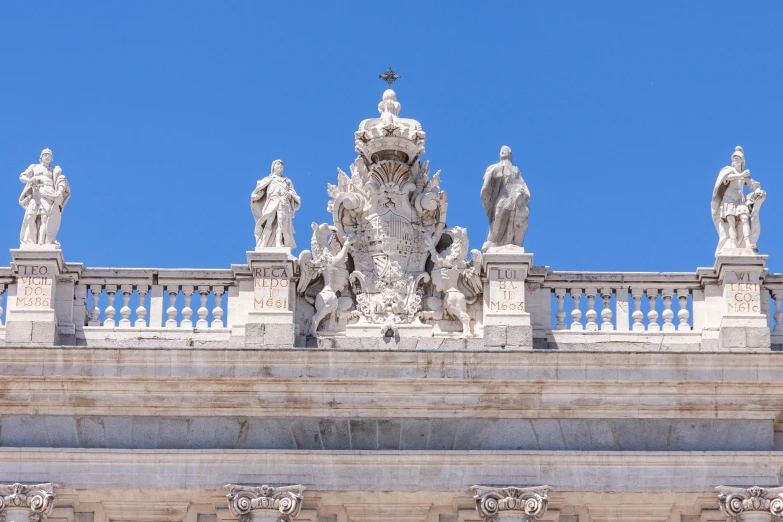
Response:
1,2,782,272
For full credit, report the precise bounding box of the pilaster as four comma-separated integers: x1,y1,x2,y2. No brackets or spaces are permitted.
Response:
716,486,783,522
482,248,534,348
244,249,296,347
470,486,551,522
0,483,58,522
225,485,305,522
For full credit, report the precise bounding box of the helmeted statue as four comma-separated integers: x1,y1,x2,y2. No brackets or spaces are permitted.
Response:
251,159,301,249
711,146,765,255
480,145,530,252
18,148,71,248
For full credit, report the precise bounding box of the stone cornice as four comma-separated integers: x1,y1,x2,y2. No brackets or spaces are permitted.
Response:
225,485,305,522
0,449,778,493
0,483,58,522
716,486,783,521
470,486,550,521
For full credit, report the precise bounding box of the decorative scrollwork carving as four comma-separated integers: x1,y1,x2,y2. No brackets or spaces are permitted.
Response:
717,486,783,521
225,484,305,522
0,483,58,522
470,486,551,522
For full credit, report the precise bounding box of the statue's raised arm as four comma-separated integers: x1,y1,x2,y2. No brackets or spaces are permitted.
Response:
711,146,765,256
251,159,300,250
481,145,530,252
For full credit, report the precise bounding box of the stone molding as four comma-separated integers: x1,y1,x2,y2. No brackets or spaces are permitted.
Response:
225,485,305,522
716,486,783,521
0,483,58,522
470,486,551,521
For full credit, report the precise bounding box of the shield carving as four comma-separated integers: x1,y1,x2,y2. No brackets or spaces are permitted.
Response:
366,209,415,283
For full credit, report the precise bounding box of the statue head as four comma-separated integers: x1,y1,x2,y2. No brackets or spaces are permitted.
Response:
40,148,53,166
731,146,745,170
500,145,512,162
271,159,284,177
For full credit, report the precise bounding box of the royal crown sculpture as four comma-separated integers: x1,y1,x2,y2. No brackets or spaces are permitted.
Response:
4,68,773,349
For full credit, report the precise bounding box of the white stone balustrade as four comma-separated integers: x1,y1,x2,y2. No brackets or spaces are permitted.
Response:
80,269,232,330
543,272,702,332
0,268,11,329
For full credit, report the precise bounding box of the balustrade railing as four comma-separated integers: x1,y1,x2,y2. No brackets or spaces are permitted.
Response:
762,275,783,333
0,267,11,328
543,272,701,332
81,268,234,329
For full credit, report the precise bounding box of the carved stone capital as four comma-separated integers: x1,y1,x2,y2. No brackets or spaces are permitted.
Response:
0,483,58,522
470,486,551,522
716,486,783,521
224,484,305,522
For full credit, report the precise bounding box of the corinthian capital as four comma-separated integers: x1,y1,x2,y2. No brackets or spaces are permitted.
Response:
716,486,783,521
224,484,305,522
470,486,551,522
0,483,58,522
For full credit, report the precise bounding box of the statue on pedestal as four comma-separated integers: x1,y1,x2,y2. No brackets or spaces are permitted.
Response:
18,148,71,248
480,145,530,252
297,223,354,336
251,159,301,250
712,146,765,255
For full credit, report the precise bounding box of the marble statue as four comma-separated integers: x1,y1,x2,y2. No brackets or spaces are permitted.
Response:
251,159,301,250
297,223,354,336
420,227,483,337
712,146,765,255
480,145,530,252
18,148,71,248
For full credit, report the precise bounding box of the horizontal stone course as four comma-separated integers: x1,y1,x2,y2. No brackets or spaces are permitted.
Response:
0,415,773,451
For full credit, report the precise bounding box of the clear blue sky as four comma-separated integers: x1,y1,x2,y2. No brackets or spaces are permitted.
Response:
2,2,782,272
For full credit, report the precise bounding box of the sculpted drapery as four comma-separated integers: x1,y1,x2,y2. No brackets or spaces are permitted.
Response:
19,148,71,247
251,159,301,249
480,145,530,252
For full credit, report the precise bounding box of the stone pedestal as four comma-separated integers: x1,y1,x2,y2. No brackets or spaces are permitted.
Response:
5,249,67,345
482,248,534,348
245,249,296,347
714,254,770,350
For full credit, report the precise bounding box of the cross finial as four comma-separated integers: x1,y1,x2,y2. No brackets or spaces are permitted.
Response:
379,66,401,88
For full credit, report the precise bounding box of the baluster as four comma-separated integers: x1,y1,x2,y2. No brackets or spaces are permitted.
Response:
0,284,6,326
600,287,613,331
772,290,783,332
119,284,133,328
165,285,179,328
180,285,194,328
212,286,225,328
554,288,567,330
585,287,598,331
88,284,103,326
631,288,645,332
104,284,117,328
569,288,583,331
646,288,660,332
136,285,149,327
661,288,675,332
676,288,690,331
196,285,210,329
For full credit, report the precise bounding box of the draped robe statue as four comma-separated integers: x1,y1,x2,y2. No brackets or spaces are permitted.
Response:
480,146,530,252
251,159,301,249
19,148,71,247
711,146,765,255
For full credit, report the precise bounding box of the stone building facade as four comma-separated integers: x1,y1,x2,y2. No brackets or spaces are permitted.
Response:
1,81,781,522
